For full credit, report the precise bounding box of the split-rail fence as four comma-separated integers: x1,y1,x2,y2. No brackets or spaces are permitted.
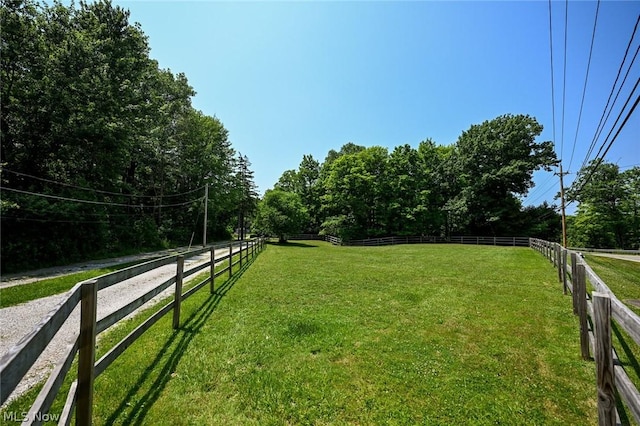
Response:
289,234,529,247
531,238,640,426
0,238,265,425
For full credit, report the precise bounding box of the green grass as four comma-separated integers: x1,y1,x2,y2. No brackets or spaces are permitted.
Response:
92,242,596,425
583,255,640,315
3,244,599,425
0,260,159,308
583,254,640,423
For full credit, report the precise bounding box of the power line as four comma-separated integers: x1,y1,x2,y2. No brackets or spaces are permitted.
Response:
0,187,204,208
548,0,558,155
522,172,557,204
0,168,206,199
583,44,640,171
590,77,639,166
569,86,640,205
580,15,640,172
524,181,559,206
567,0,600,171
560,0,569,159
4,204,148,218
1,216,111,225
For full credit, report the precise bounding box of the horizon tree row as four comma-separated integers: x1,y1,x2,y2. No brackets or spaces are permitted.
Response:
0,0,259,272
256,114,563,242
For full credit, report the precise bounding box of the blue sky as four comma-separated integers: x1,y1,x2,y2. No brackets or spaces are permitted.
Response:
115,0,639,211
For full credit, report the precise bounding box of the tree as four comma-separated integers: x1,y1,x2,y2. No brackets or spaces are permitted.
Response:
233,154,258,240
446,114,556,235
567,162,639,249
274,155,322,232
0,0,248,272
253,190,309,243
320,146,389,239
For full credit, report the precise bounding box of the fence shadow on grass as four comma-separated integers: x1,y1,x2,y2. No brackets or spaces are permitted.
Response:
612,321,640,379
267,241,317,248
104,258,256,425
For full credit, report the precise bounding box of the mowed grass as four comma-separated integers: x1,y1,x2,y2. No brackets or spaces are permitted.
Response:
77,242,596,425
583,254,640,420
583,254,640,315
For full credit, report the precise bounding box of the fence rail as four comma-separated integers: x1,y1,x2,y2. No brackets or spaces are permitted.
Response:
530,238,640,425
569,247,640,256
288,234,530,247
0,238,266,425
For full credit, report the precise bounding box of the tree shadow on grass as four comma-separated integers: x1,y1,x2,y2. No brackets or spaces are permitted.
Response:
104,257,257,425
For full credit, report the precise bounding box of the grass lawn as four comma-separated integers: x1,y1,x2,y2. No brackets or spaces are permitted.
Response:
583,255,640,316
81,242,595,425
583,254,640,423
2,242,599,425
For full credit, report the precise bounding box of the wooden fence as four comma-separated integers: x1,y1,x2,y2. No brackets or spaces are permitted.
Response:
0,238,265,425
288,234,529,247
569,247,640,256
530,238,640,425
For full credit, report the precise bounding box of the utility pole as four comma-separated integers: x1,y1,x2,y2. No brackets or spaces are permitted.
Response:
203,183,208,247
556,164,569,247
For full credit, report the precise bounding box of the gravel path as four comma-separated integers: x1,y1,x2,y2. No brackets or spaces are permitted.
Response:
0,245,241,406
0,246,193,289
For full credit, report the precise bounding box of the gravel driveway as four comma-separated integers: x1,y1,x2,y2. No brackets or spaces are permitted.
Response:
0,245,242,406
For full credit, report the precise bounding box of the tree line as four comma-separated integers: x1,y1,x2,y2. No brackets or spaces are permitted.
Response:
254,114,563,242
254,115,639,250
1,0,257,272
567,162,639,250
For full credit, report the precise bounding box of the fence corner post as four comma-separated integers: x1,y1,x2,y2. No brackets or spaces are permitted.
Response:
593,291,616,426
77,279,98,426
173,255,184,329
210,246,215,294
576,264,590,360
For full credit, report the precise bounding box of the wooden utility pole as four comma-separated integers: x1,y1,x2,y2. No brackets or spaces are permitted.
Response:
556,164,569,247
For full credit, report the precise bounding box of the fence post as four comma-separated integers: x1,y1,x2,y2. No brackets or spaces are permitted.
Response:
593,292,616,426
575,264,590,360
77,279,98,426
229,243,233,279
173,256,184,329
562,248,568,295
210,246,215,294
239,241,243,269
556,244,562,282
571,252,578,314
